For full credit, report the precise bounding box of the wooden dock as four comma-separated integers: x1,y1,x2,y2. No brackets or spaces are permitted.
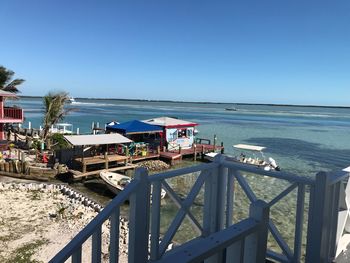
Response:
160,143,224,165
71,152,160,179
70,164,137,179
71,143,223,177
130,153,160,162
74,154,128,173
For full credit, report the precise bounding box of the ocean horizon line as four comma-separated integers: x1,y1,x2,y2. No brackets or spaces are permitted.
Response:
19,95,350,109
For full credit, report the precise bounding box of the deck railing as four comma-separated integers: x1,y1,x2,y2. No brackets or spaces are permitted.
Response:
49,155,350,263
3,107,23,120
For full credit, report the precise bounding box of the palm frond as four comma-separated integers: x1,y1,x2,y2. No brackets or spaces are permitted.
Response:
4,79,25,93
42,91,71,140
0,66,14,88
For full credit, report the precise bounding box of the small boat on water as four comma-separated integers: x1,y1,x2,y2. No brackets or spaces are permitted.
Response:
100,170,167,198
225,107,237,111
68,97,77,104
225,105,238,111
205,144,280,171
100,170,131,194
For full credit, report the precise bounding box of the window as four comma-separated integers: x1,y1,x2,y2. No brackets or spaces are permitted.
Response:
178,129,187,138
187,129,193,137
171,130,178,140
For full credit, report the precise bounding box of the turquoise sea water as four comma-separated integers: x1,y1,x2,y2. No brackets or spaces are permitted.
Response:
15,97,350,176
11,97,350,255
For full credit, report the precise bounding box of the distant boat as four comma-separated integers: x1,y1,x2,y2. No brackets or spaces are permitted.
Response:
68,97,76,104
225,105,237,111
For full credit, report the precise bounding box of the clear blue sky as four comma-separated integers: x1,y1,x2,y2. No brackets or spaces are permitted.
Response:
1,1,349,105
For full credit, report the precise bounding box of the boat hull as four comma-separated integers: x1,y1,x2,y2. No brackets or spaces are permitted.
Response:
100,171,130,195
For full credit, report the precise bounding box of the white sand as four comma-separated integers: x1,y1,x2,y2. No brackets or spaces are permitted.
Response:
0,182,128,262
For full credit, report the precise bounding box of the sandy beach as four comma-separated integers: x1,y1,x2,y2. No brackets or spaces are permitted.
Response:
0,180,128,263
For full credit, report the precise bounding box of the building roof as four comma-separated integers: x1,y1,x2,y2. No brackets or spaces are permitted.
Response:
106,120,163,134
143,117,198,128
64,133,132,146
0,90,17,97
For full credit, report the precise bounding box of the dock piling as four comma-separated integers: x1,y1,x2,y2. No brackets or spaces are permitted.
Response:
194,144,197,161
104,152,108,169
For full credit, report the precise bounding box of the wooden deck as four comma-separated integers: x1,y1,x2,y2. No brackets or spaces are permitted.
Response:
72,152,160,178
74,154,128,173
70,164,137,179
71,144,224,177
130,153,160,162
160,144,224,164
75,155,128,165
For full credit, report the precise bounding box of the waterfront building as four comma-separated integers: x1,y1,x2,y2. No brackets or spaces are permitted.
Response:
0,90,24,141
106,120,163,150
143,116,198,150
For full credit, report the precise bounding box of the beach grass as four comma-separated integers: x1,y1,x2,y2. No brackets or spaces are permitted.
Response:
5,239,48,263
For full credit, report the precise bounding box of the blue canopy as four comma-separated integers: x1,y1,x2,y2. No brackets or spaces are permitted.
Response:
106,120,163,134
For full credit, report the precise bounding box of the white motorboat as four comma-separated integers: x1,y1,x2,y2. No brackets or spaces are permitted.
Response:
100,170,167,198
204,144,280,171
100,170,131,194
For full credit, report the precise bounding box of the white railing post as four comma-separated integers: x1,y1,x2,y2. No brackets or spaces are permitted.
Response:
217,155,228,230
245,200,270,262
203,160,218,237
305,172,337,263
128,168,150,263
203,154,227,235
203,154,227,262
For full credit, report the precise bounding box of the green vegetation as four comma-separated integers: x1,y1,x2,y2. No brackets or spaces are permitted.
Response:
0,65,25,93
6,239,48,263
42,91,74,149
29,190,43,201
42,91,73,143
0,233,20,243
56,203,67,219
31,139,42,151
51,133,70,150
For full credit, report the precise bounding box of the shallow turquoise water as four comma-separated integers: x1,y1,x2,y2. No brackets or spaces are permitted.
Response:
12,97,350,256
15,97,350,175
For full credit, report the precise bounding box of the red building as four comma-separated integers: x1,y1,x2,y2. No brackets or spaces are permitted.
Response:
0,90,24,140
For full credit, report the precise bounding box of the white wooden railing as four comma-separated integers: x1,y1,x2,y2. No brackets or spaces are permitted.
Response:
49,155,350,263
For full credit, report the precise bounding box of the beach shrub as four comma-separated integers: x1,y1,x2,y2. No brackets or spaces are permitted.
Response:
29,190,42,201
31,139,42,151
50,133,70,150
56,203,67,219
6,239,48,263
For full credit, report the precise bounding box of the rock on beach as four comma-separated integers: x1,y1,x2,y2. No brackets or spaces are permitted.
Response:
136,160,170,171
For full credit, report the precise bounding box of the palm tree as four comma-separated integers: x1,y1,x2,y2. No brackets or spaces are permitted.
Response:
0,66,25,93
42,91,73,142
